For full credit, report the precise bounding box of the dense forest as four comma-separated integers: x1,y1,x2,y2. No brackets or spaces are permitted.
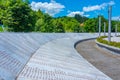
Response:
0,0,120,32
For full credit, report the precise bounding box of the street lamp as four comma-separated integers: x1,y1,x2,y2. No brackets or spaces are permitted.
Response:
108,5,112,42
104,22,106,36
115,24,117,36
99,15,101,37
118,17,120,36
115,17,120,36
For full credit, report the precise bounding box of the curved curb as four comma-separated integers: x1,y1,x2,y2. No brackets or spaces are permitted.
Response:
95,40,120,54
74,37,96,48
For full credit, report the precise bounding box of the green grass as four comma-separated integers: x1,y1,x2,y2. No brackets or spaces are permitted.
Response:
97,36,120,48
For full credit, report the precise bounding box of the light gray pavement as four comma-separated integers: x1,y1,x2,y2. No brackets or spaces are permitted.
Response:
76,39,120,80
17,33,112,80
0,33,112,80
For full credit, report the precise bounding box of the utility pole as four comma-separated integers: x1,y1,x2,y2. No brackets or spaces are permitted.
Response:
108,5,112,42
104,22,106,36
99,15,101,37
118,17,120,36
115,24,117,36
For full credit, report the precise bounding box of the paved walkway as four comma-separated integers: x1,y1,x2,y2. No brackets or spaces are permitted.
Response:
0,33,112,80
17,38,112,80
76,39,120,80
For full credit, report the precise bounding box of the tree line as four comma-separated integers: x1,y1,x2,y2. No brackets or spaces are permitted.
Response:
0,0,120,32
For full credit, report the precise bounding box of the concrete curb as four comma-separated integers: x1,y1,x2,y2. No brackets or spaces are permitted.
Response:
95,40,120,54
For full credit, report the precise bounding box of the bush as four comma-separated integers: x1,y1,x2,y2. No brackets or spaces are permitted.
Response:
0,26,3,32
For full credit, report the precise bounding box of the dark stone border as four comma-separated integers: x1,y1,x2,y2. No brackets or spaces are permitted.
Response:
74,37,120,55
74,37,96,48
95,40,120,54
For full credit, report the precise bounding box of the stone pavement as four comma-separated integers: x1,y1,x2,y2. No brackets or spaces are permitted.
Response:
0,33,112,80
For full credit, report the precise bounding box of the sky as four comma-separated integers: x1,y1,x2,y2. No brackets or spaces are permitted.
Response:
29,0,120,20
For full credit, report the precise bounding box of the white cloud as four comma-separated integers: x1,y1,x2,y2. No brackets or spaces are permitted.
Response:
67,11,90,17
83,5,103,12
109,1,115,5
67,11,84,17
67,1,115,18
83,1,115,12
30,0,65,16
112,16,120,21
84,14,90,17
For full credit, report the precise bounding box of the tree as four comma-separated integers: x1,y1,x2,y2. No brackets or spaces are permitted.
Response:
84,18,98,32
35,18,44,31
35,12,54,32
100,16,107,32
74,14,88,23
0,0,36,32
111,20,116,32
83,15,109,33
53,17,80,32
51,19,65,32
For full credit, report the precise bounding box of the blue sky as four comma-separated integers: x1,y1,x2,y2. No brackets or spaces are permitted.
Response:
30,0,120,20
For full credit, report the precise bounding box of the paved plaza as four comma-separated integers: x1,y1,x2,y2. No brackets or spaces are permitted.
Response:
0,33,113,80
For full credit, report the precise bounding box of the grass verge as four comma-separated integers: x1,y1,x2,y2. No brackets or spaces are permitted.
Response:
96,36,120,48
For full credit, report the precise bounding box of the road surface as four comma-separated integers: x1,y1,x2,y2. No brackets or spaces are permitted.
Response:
76,39,120,80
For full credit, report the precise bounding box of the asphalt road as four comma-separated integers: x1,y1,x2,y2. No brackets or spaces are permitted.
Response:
76,39,120,80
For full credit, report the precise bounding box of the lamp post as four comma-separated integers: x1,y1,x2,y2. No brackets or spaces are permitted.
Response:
99,15,101,37
118,17,120,36
115,17,120,36
115,24,117,36
104,22,106,36
108,5,112,42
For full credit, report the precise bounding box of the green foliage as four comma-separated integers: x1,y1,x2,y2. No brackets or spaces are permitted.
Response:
0,0,36,32
0,26,3,32
35,18,44,31
74,14,88,23
0,25,8,32
35,12,54,32
99,16,108,32
35,14,80,32
57,17,80,32
111,20,116,32
82,15,119,33
0,1,83,32
51,19,65,32
118,21,120,32
0,1,119,33
84,18,98,32
97,36,120,48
